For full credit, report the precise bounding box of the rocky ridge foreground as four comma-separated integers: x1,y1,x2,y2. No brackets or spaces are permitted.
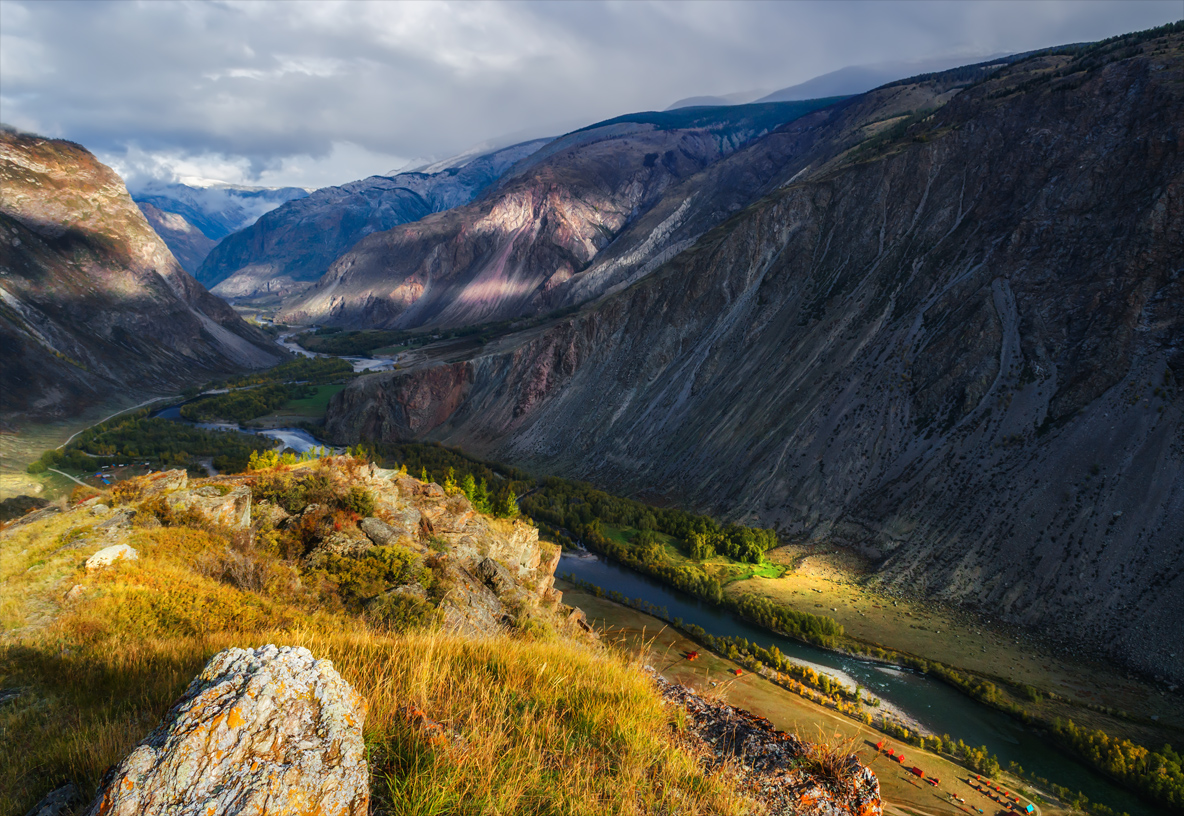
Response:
0,128,284,422
652,671,881,816
9,460,882,816
324,27,1184,683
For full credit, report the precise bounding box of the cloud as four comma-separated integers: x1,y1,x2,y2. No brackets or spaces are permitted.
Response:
1,0,1178,188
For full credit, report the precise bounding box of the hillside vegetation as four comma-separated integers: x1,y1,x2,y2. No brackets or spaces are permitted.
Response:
1,456,760,815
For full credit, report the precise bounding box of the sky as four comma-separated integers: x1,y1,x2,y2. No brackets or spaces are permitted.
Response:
1,0,1179,190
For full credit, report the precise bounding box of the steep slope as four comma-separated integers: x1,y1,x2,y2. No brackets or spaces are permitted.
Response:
0,129,284,422
198,139,552,301
278,100,842,329
136,201,217,273
324,28,1184,682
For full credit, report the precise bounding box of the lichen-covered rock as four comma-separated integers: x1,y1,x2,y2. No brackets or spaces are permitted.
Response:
85,645,367,816
85,544,138,571
165,485,251,529
141,469,188,496
434,556,510,637
305,532,372,569
360,516,417,547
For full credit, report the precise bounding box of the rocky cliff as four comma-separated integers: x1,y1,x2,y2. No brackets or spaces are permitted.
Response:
197,139,552,302
0,128,284,422
324,27,1184,683
136,202,217,273
277,100,842,329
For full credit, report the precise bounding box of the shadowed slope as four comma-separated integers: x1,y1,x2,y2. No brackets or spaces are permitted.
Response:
325,28,1184,683
0,129,283,422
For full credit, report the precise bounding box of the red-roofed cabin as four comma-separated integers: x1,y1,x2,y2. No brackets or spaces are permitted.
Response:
732,668,743,676
686,651,699,660
896,755,906,763
876,740,885,750
887,749,896,757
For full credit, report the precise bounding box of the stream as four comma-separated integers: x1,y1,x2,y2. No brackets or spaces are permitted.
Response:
559,551,1154,816
277,331,396,372
149,404,328,455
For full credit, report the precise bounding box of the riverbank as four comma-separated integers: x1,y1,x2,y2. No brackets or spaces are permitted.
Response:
558,550,1161,816
560,582,1067,816
730,544,1184,751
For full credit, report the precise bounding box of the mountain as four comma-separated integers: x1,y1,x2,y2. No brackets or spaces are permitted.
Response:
195,138,552,302
0,128,284,422
665,89,770,109
753,54,1009,103
322,26,1184,683
131,180,311,241
136,201,217,273
664,55,1007,112
277,98,845,329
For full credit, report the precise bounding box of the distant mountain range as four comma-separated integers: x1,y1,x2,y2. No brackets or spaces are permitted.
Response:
666,53,1009,109
195,138,553,303
127,181,311,273
319,25,1184,684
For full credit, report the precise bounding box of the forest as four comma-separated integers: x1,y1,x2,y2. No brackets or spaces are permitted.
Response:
27,411,273,475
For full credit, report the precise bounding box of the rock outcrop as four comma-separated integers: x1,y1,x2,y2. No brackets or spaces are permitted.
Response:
165,485,252,529
0,129,284,423
653,671,881,816
324,28,1184,682
84,544,138,571
85,645,367,816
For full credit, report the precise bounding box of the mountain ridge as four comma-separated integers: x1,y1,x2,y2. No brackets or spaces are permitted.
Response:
0,129,284,422
322,26,1184,683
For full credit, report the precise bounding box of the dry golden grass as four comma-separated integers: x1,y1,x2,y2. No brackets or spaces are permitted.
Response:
0,495,753,815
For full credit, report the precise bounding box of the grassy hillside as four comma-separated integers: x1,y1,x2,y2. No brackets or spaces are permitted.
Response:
0,460,750,815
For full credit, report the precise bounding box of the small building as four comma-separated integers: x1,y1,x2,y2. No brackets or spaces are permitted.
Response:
910,766,924,778
1025,806,1035,814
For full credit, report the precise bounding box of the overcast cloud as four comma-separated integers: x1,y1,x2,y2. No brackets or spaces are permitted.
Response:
1,0,1178,189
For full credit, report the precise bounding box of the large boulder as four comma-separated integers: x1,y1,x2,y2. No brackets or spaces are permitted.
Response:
85,645,367,816
85,544,138,571
165,485,251,529
141,469,188,496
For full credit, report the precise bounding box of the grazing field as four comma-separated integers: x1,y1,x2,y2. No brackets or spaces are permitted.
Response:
244,383,347,427
560,583,1065,816
726,545,1184,749
0,396,166,500
600,523,786,583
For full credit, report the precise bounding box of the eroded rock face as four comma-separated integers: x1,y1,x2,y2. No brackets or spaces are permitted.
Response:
166,485,252,529
85,645,367,816
0,131,282,423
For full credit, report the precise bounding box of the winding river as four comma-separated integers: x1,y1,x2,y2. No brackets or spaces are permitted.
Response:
560,551,1154,816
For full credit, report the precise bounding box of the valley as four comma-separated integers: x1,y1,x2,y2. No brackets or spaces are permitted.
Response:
3,15,1182,816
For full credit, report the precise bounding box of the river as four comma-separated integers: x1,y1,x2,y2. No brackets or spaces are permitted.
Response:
149,404,329,455
559,551,1154,816
277,331,396,372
